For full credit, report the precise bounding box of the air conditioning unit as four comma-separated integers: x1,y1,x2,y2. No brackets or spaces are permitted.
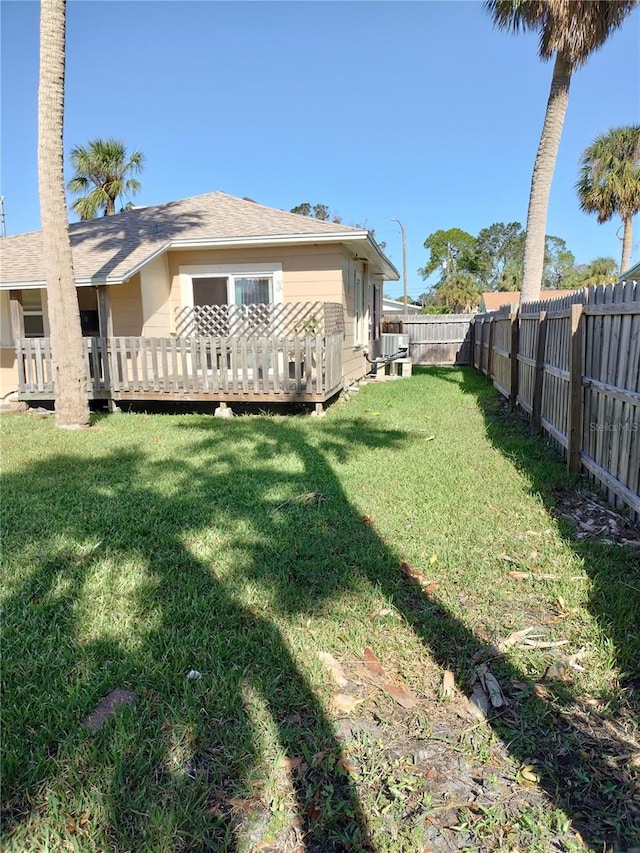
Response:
379,333,410,358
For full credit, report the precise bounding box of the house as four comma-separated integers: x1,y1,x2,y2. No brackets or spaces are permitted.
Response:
479,290,581,313
0,191,399,408
382,297,421,315
620,260,640,282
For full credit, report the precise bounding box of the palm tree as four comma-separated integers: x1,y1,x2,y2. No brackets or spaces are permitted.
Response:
485,0,638,304
67,138,144,219
576,125,640,275
38,0,89,427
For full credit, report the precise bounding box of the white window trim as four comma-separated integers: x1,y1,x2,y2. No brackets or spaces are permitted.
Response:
179,263,284,309
353,269,369,347
22,288,50,338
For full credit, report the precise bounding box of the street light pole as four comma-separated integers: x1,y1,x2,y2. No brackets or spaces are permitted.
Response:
390,218,408,309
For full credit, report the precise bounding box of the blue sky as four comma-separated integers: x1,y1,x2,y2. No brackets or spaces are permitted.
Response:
1,0,639,299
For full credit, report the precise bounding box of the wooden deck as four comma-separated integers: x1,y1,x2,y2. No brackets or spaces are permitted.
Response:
16,332,345,406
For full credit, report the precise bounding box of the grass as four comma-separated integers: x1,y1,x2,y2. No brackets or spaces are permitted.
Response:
1,366,638,852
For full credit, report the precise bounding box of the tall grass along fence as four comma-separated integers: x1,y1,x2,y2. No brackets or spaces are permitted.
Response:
473,281,639,521
383,314,474,365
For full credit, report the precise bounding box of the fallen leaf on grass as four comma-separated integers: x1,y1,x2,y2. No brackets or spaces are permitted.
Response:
362,515,375,524
332,693,365,713
467,686,489,720
476,664,506,708
441,669,455,699
518,764,541,784
495,627,544,653
280,755,306,772
362,647,418,708
318,652,348,687
228,796,262,816
499,553,519,564
384,681,417,709
532,683,553,700
66,811,89,835
544,663,570,681
400,562,438,593
363,646,386,678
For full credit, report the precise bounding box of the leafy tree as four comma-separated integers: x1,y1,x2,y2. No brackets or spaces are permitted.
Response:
423,272,481,314
418,228,477,280
473,222,525,288
290,202,341,223
563,256,618,288
38,0,89,427
67,138,144,219
542,235,576,289
485,0,637,302
290,202,312,217
576,124,640,274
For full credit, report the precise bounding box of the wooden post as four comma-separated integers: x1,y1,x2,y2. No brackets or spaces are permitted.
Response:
509,308,519,406
9,290,24,341
532,310,547,433
469,316,476,369
486,317,495,381
96,285,113,338
567,303,584,473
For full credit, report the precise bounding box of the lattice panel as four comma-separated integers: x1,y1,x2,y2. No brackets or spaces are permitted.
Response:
174,302,344,338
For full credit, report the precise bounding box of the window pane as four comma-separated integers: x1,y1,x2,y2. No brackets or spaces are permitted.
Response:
193,277,228,306
24,315,45,337
234,277,271,306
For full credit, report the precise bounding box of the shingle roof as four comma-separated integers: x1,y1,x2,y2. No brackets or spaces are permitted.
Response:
0,191,391,286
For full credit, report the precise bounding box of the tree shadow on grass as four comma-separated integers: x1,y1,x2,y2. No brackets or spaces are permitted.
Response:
1,398,639,851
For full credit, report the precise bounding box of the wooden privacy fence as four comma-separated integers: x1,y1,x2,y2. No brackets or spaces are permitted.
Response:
474,282,640,520
16,332,345,404
383,314,474,364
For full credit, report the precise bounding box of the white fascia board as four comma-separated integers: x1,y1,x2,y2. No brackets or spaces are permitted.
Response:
0,281,47,290
0,277,127,290
168,231,370,250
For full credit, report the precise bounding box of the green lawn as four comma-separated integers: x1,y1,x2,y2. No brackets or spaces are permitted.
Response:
1,367,638,852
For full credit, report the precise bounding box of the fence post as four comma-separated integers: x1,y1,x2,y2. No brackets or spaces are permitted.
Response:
486,317,495,381
531,309,547,433
509,308,519,406
567,303,584,473
469,316,476,369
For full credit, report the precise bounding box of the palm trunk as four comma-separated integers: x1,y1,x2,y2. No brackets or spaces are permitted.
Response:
620,216,633,276
520,53,572,304
38,0,89,428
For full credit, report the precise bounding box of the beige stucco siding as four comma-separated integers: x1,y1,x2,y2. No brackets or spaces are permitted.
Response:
109,275,144,336
0,347,17,396
167,245,345,312
140,254,171,336
0,291,12,347
0,292,14,392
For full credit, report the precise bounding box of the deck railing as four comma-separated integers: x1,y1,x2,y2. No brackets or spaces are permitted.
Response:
16,332,345,403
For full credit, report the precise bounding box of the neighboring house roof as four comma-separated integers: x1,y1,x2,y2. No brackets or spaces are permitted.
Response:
0,190,399,288
382,297,421,314
480,289,581,312
620,260,640,282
